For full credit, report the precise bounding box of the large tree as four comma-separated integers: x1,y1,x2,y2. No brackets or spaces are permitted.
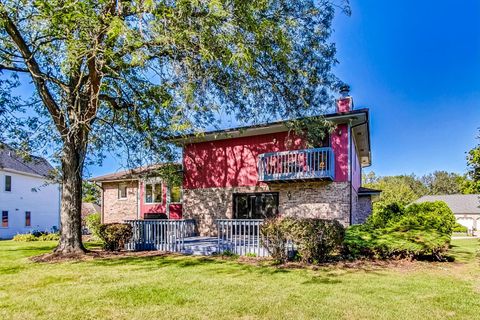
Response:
421,170,464,195
0,0,345,254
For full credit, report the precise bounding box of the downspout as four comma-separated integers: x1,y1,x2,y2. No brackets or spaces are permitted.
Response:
349,119,368,225
93,182,104,223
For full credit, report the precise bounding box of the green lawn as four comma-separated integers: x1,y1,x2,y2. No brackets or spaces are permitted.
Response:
0,239,479,320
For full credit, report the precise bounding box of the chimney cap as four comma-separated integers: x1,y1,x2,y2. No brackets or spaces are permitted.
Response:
339,84,350,96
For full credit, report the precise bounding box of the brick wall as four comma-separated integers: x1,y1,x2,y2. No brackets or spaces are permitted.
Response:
354,195,372,224
183,181,351,236
102,181,138,223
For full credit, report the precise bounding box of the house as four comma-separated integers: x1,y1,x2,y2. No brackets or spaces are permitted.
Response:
0,144,60,239
93,91,378,237
175,92,378,236
415,194,480,231
91,165,183,223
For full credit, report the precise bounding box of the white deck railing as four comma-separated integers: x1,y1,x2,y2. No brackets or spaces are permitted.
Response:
125,219,196,251
258,147,335,182
217,219,268,256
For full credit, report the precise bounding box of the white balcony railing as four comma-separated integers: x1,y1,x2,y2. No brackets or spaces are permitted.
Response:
258,147,335,182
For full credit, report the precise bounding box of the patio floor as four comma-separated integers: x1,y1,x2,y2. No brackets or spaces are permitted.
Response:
182,236,219,255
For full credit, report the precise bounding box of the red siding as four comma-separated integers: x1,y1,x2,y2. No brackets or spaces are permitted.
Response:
138,181,183,219
183,125,350,190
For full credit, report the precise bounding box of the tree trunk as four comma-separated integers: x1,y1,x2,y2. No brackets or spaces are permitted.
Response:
54,142,86,255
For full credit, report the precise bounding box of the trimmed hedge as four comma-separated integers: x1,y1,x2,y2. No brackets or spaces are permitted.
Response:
344,201,456,260
98,223,133,251
261,217,345,264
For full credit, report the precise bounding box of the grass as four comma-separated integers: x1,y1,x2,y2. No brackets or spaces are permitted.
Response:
0,239,479,320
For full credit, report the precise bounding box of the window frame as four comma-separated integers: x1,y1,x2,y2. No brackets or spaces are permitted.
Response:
25,211,31,227
5,175,11,192
144,182,163,204
232,192,279,220
118,183,128,200
1,211,8,228
169,185,182,204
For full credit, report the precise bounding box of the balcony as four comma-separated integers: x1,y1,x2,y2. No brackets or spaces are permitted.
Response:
258,147,335,182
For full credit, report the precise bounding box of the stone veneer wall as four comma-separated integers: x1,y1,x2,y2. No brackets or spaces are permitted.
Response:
102,181,138,223
354,195,372,224
182,181,351,236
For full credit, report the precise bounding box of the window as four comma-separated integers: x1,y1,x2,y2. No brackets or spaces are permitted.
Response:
233,193,279,219
118,184,127,199
5,175,11,192
1,211,8,228
25,211,31,227
170,186,182,203
145,183,163,204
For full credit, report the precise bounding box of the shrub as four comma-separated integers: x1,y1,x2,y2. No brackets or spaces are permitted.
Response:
38,233,60,241
13,232,60,242
283,218,345,263
13,233,38,242
85,213,101,239
344,201,456,260
260,218,290,263
261,217,345,264
452,223,468,233
98,223,133,251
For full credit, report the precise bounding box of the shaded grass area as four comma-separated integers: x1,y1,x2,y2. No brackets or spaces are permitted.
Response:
0,239,479,320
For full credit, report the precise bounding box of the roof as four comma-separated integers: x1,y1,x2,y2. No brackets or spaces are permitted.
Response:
90,163,179,183
414,194,480,214
358,187,382,195
81,202,101,217
170,108,371,167
170,108,369,143
0,144,54,177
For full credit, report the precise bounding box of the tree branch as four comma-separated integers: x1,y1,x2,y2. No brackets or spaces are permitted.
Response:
0,8,68,137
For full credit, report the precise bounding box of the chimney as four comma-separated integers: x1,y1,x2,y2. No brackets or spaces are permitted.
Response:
336,85,353,113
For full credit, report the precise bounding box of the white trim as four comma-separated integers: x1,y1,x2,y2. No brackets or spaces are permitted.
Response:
143,181,163,205
118,183,128,199
0,168,50,179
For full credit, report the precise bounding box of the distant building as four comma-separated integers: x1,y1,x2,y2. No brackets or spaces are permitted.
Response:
415,194,480,231
0,144,60,239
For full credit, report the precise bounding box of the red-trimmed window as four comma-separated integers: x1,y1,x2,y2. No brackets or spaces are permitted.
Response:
25,211,31,227
1,211,8,228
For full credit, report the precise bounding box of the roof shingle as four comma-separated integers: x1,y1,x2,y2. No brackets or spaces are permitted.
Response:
0,144,54,177
414,194,480,214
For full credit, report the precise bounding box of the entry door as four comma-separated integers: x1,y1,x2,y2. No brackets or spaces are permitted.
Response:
233,193,279,219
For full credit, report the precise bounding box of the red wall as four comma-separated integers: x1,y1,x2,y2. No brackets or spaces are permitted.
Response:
183,125,349,190
139,181,182,219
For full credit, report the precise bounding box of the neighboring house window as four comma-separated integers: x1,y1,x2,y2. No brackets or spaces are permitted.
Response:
118,184,127,199
5,175,11,192
170,186,182,203
145,183,163,204
1,211,8,228
25,211,31,227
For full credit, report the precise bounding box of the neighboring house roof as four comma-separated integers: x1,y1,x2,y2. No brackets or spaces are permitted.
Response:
358,187,382,196
0,144,54,177
81,202,101,217
414,194,480,214
90,163,180,183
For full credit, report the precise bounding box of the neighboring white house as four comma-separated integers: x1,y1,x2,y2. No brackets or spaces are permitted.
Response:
0,144,60,239
415,194,480,231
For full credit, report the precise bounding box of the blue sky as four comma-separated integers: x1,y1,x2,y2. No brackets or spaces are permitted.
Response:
332,0,480,176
